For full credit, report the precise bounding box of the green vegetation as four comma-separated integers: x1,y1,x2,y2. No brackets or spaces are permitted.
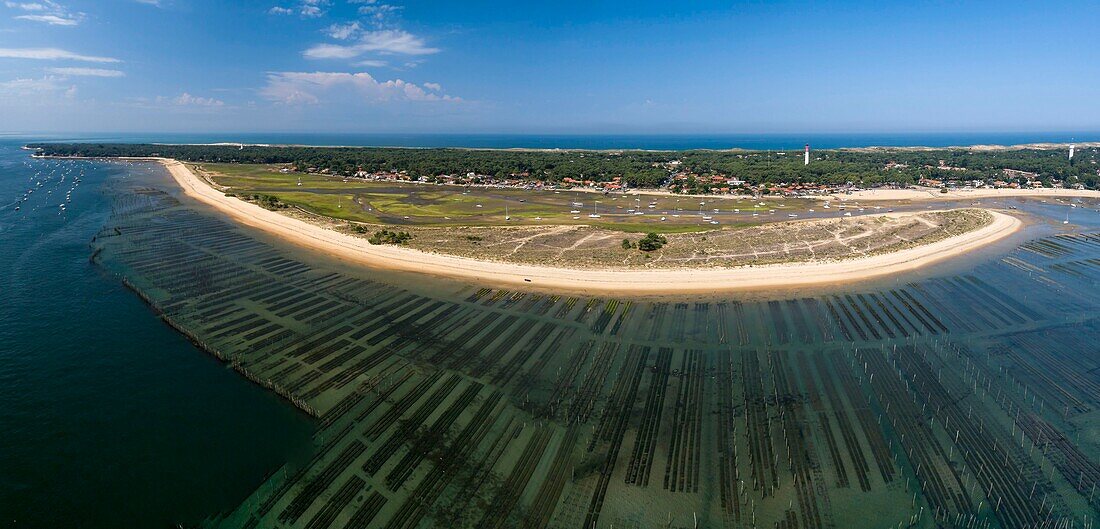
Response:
28,142,1100,189
637,232,668,252
367,229,412,245
236,193,287,210
194,163,768,233
621,238,634,250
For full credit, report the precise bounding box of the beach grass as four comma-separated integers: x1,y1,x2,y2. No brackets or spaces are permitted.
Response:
198,163,796,233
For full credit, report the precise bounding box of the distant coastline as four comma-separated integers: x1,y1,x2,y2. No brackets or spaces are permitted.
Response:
63,140,1100,154
14,131,1100,151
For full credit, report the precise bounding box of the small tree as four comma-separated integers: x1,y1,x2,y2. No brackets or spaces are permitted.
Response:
637,232,667,252
368,229,412,245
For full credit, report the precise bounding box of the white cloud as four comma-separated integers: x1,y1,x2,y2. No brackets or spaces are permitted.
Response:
260,71,458,105
6,0,81,26
359,29,436,55
304,29,438,60
325,21,360,40
302,43,359,59
354,59,387,67
0,47,119,63
46,67,124,77
0,75,62,90
4,2,47,11
269,0,329,18
0,75,75,98
16,13,76,24
171,92,224,106
134,0,162,6
423,82,440,91
355,2,402,27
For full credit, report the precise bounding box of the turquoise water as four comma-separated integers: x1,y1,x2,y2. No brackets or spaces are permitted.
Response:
0,142,316,528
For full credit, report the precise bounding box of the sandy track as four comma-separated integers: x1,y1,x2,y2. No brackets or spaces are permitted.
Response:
158,158,1023,294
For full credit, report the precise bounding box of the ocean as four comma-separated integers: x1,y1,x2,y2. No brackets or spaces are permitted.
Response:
0,140,315,528
4,131,1098,150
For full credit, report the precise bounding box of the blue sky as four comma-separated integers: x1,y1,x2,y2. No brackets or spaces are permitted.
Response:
0,0,1097,134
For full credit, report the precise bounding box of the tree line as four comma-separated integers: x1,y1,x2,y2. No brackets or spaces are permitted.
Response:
27,142,1099,189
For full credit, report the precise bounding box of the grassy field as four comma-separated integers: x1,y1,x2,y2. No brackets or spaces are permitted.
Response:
196,163,799,233
393,209,993,269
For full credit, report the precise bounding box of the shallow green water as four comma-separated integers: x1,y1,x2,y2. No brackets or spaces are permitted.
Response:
4,145,1100,529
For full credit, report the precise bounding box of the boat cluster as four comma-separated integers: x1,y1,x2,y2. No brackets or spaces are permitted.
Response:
11,159,84,215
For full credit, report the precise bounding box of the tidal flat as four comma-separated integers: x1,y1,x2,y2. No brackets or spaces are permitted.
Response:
36,157,1100,528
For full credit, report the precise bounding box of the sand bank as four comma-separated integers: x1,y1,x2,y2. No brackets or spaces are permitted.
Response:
828,187,1100,202
159,159,1022,294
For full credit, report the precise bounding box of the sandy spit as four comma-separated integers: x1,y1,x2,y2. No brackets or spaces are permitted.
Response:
156,158,1022,294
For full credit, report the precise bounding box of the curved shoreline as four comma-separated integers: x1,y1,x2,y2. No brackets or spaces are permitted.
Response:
157,158,1022,294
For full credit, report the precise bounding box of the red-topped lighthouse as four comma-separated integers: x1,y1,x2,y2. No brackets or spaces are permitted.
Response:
804,144,810,165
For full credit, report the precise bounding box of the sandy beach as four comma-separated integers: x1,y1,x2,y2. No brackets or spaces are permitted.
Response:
158,158,1023,294
829,186,1100,202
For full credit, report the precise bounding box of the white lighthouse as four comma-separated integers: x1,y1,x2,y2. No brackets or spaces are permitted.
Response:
1069,144,1075,161
804,144,810,166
